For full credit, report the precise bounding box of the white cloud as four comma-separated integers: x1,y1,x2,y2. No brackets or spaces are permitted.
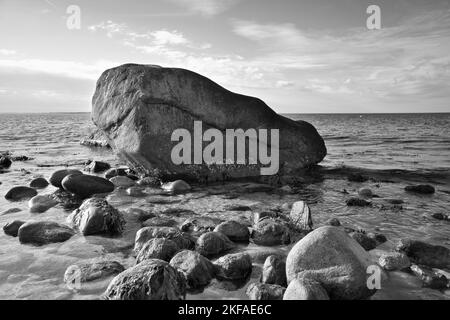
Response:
0,49,16,56
168,0,241,16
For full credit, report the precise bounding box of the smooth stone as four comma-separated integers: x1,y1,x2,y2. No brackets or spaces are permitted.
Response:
378,252,411,271
85,160,111,173
405,184,435,194
213,220,250,242
180,217,221,236
0,156,12,169
410,264,448,289
136,238,179,263
346,197,372,207
3,220,25,237
103,259,186,300
126,186,145,197
64,260,125,284
196,232,235,258
328,218,341,227
104,168,128,180
246,283,285,300
213,252,252,280
62,174,115,198
109,176,136,188
350,232,378,251
161,180,191,193
286,226,375,300
170,250,215,289
49,169,83,189
28,195,58,213
289,201,313,232
67,198,125,236
143,216,177,227
29,177,49,189
396,239,450,269
261,255,287,287
18,221,75,246
358,188,373,198
283,276,329,300
252,218,290,246
5,186,38,201
134,226,195,254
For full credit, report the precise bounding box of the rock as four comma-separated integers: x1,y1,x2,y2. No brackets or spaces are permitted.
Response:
410,264,448,289
214,253,252,280
431,213,448,221
405,185,435,194
49,169,83,189
3,220,25,237
11,155,33,161
104,168,128,180
136,238,179,263
80,128,111,148
0,156,12,169
143,216,177,227
347,174,368,182
28,195,58,213
328,218,341,227
67,198,125,236
385,199,404,205
0,208,22,216
261,255,287,286
170,250,215,289
134,226,195,254
246,283,285,300
367,232,387,245
49,190,83,210
62,174,115,198
5,186,38,201
18,221,75,245
162,180,191,193
137,176,161,187
126,208,155,221
196,232,235,258
286,226,375,300
223,204,252,211
252,218,290,246
126,187,145,197
289,201,313,232
358,188,373,198
213,220,250,242
64,260,125,284
86,160,111,173
350,232,377,251
253,211,277,224
396,239,450,269
29,177,49,189
378,252,410,271
346,197,371,207
91,64,326,179
283,276,329,300
110,176,136,188
180,217,220,236
104,259,186,300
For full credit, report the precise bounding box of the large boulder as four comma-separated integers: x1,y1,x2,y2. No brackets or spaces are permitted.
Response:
170,250,215,289
285,226,375,300
91,64,326,179
283,276,329,300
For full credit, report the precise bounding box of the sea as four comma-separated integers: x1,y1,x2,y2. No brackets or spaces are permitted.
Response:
0,112,449,300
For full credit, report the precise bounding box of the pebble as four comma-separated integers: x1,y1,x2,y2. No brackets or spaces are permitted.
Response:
29,177,49,189
3,220,26,237
5,186,38,201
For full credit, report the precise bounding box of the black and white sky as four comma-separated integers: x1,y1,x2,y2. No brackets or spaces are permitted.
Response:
0,0,449,113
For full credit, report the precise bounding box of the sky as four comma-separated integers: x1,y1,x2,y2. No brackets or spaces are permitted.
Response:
0,0,449,113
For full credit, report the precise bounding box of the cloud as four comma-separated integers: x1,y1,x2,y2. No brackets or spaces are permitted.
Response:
0,49,16,56
168,0,241,16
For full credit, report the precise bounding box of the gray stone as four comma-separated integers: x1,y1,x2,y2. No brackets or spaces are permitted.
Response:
214,220,250,242
252,218,290,246
64,260,125,284
29,177,49,189
283,276,329,300
86,160,111,173
28,195,58,213
136,238,179,263
5,186,37,201
196,232,235,258
134,226,195,254
246,283,285,300
214,252,252,280
180,216,221,236
289,201,313,232
162,180,191,193
62,174,114,199
261,255,287,286
3,220,25,237
410,264,448,289
170,250,215,289
350,232,377,251
378,252,410,271
49,169,83,189
109,176,136,188
396,239,450,269
18,221,75,245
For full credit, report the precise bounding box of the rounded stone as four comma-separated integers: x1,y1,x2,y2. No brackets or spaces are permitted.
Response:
136,238,179,263
5,186,38,201
29,177,49,189
49,169,83,189
214,220,250,242
62,174,115,198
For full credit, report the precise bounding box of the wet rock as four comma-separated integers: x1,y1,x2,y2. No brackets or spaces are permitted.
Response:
109,176,136,188
86,160,111,173
347,174,368,183
18,221,75,245
5,186,38,201
3,220,25,237
62,174,115,198
0,208,22,216
67,198,125,236
196,232,235,258
162,180,191,193
261,255,287,286
223,204,252,211
327,218,341,227
289,201,313,232
283,276,329,300
378,252,410,271
358,188,373,198
143,216,177,227
286,226,375,300
49,169,83,189
136,238,179,263
104,168,127,180
28,195,58,213
170,250,215,289
214,220,250,242
126,208,155,221
246,283,285,300
346,197,372,207
0,156,12,169
253,211,277,225
396,239,450,269
29,177,49,189
214,252,252,280
252,218,290,246
126,187,145,197
350,232,377,251
104,259,186,300
50,189,83,210
431,213,448,221
410,264,448,289
180,217,221,236
137,176,161,187
134,226,195,254
64,260,125,284
367,232,387,245
405,184,435,194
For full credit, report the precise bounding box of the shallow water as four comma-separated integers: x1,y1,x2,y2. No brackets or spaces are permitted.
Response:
0,113,449,300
